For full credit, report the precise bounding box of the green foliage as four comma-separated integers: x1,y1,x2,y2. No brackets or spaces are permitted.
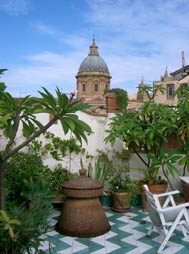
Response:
48,163,73,192
105,85,179,187
5,152,50,205
110,88,128,111
1,163,54,254
112,175,137,195
0,69,7,92
2,148,55,253
0,196,53,254
21,179,55,202
138,84,165,101
0,209,21,251
109,150,137,195
87,152,115,184
0,70,91,210
175,86,189,174
32,87,92,144
0,81,91,163
28,132,85,161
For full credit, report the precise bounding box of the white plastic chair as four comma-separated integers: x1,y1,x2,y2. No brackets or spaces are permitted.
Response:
143,184,189,253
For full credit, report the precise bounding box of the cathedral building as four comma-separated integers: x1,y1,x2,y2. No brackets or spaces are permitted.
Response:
76,39,111,103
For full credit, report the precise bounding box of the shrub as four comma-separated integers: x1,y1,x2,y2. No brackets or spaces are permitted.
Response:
0,183,53,254
5,152,50,205
49,163,73,192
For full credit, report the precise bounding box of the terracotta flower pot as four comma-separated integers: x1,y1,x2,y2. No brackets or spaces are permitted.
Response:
112,191,132,213
140,183,168,212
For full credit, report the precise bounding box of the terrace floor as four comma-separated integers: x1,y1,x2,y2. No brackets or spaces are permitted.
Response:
40,206,189,254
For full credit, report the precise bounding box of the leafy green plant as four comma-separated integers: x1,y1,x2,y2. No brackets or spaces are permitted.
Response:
0,209,21,253
87,154,114,183
174,86,189,175
144,148,181,189
0,181,53,254
5,152,50,205
28,132,85,161
112,174,137,195
105,85,179,188
0,69,92,209
110,150,137,195
48,163,73,192
107,88,128,112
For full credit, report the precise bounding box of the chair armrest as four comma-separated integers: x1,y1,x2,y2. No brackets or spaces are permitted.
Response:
156,190,180,198
158,202,189,213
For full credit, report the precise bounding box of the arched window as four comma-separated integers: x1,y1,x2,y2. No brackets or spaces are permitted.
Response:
167,84,174,98
94,83,98,92
82,84,86,92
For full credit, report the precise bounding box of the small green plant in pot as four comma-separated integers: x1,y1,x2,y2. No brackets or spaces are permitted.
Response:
112,173,137,213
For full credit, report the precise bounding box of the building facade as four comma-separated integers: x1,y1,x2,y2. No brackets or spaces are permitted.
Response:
153,66,189,106
154,52,189,106
136,52,189,106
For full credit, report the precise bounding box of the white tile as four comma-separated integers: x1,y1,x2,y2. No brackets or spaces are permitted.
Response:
57,247,72,254
91,235,105,245
126,248,142,254
105,244,120,253
72,240,88,252
136,241,153,252
46,230,59,236
91,248,106,254
105,231,117,239
121,235,138,245
59,236,74,245
183,235,189,242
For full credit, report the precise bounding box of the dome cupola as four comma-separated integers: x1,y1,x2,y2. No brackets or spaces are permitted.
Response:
76,39,111,101
78,39,110,74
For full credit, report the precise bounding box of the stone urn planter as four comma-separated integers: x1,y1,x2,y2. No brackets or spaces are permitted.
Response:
55,169,110,237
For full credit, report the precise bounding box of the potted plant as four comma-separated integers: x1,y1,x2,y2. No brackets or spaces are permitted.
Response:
105,84,182,211
111,173,137,213
102,149,137,212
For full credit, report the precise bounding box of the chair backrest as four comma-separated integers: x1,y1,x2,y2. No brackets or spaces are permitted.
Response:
143,185,162,227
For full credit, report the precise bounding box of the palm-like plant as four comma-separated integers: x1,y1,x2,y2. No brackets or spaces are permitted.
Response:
0,69,92,210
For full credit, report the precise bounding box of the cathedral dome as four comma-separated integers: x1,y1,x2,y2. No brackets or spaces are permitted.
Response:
78,39,110,74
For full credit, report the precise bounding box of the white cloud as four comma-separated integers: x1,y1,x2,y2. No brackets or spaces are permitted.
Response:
3,51,84,97
33,22,89,51
2,0,189,97
0,0,30,15
84,0,189,88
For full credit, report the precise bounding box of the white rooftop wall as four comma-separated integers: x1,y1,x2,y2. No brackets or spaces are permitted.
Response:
1,111,187,190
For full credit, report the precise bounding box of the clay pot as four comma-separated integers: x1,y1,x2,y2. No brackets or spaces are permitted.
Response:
140,183,168,212
112,191,132,213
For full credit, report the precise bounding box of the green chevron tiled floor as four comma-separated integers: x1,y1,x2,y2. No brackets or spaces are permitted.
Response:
39,206,189,254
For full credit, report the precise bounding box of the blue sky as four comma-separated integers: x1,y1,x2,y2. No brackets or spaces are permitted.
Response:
0,0,189,97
